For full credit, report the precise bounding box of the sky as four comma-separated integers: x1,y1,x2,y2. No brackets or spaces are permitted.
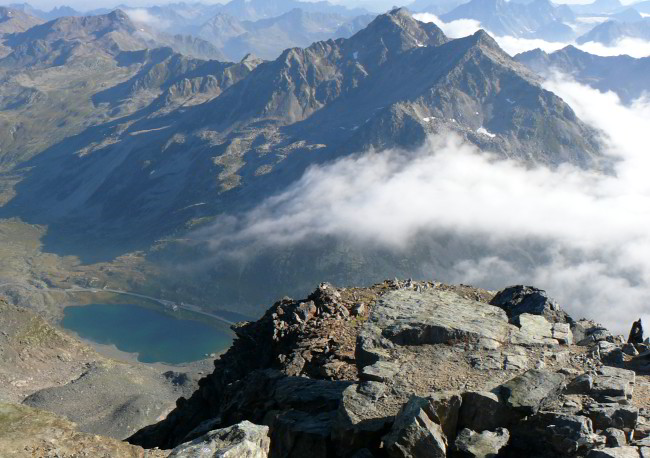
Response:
12,0,642,14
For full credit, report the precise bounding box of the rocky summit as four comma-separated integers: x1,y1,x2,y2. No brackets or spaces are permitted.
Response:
126,280,650,457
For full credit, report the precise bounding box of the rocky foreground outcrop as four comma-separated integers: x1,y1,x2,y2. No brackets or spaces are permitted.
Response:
129,281,650,457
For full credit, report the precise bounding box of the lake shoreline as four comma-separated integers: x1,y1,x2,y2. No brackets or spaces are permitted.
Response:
60,303,233,367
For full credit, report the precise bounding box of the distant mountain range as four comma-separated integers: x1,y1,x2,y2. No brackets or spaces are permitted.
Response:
569,0,623,15
0,9,226,62
7,3,83,20
577,17,650,45
3,0,375,61
516,45,650,104
632,1,650,14
0,5,42,34
215,0,369,21
197,8,375,60
0,8,606,309
406,0,467,15
440,0,576,41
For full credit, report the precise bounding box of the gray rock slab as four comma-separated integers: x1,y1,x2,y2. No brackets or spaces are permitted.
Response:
499,369,566,416
451,428,510,458
332,382,394,452
169,421,270,458
383,396,447,458
592,367,635,402
586,446,641,458
458,391,518,432
584,404,638,431
605,428,628,447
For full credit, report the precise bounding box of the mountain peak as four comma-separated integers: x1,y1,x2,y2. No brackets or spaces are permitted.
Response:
349,6,447,61
106,9,132,24
465,29,504,55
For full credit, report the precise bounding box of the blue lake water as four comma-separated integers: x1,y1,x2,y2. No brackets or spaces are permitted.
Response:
61,303,233,364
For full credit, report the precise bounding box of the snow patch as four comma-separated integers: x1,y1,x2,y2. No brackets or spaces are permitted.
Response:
353,51,359,59
422,117,435,122
477,127,496,138
506,98,515,105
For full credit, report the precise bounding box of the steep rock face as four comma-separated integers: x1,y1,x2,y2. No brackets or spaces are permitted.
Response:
128,280,650,457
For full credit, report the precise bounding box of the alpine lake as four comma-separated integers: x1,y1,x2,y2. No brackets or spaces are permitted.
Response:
61,302,234,364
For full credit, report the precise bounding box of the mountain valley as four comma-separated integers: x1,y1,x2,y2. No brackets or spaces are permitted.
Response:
0,0,649,456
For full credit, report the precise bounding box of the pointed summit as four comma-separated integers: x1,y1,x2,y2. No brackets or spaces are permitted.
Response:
348,7,447,66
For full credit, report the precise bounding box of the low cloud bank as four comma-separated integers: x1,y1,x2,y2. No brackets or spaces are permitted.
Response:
124,8,171,30
195,77,650,334
413,12,650,58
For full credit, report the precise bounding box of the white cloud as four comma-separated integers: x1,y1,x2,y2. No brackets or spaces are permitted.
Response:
578,38,650,58
196,77,650,335
124,8,171,30
412,12,482,39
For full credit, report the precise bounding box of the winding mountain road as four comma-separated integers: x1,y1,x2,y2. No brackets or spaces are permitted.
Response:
0,282,237,326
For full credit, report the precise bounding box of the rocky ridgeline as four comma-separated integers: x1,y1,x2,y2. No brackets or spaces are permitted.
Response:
129,281,650,457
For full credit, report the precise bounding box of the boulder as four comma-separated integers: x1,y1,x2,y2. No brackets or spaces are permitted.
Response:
591,367,635,402
490,285,569,323
623,344,640,357
507,412,604,456
265,410,331,458
553,323,573,345
575,319,615,346
597,342,625,366
586,447,642,457
566,374,594,395
605,428,628,447
458,391,518,432
332,382,393,452
168,421,270,458
628,319,644,345
421,392,462,440
383,396,447,458
499,370,566,416
360,361,400,383
513,314,559,346
583,404,638,431
450,428,509,458
540,413,603,455
503,354,528,371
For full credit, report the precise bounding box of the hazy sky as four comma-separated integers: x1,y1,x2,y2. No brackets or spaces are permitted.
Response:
15,0,641,14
